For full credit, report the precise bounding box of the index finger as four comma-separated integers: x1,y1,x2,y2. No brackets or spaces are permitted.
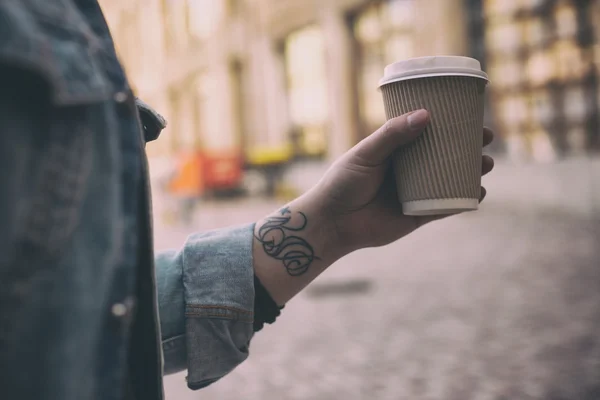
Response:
350,109,430,166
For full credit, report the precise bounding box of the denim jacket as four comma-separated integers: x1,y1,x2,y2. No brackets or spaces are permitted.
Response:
0,1,255,399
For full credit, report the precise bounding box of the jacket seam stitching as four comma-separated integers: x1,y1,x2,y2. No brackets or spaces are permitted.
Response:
185,312,253,322
186,304,253,314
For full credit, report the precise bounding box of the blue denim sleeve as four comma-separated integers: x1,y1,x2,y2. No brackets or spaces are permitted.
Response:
155,224,256,388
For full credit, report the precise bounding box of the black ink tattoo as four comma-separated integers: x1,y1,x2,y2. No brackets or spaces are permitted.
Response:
255,208,318,276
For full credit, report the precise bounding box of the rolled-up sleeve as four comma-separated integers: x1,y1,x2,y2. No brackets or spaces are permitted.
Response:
155,224,256,389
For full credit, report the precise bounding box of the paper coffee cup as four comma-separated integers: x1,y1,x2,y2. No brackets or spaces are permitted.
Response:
379,56,489,216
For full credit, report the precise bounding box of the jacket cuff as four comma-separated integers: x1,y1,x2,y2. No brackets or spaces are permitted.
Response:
182,224,255,389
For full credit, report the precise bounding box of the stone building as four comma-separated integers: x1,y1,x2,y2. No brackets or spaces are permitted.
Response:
101,0,468,162
101,0,599,169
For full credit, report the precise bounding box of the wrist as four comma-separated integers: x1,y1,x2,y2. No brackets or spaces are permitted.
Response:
251,193,348,305
254,196,346,268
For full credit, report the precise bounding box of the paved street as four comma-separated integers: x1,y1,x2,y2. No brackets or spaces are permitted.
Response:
153,196,600,400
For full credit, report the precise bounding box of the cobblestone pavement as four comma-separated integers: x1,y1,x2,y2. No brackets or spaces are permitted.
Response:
155,200,600,400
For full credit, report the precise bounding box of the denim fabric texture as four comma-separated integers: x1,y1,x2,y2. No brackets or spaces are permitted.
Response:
156,225,256,388
0,1,256,399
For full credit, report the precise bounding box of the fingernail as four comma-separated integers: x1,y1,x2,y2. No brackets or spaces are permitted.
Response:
407,109,429,131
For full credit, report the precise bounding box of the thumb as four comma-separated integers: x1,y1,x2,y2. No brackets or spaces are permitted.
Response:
350,109,429,166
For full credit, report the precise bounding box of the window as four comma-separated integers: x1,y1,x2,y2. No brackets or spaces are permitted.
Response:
526,50,554,86
524,17,547,48
163,0,189,52
167,89,182,152
384,0,413,28
353,0,415,138
555,4,578,40
566,127,587,153
593,44,600,74
179,83,199,149
481,0,599,157
500,95,530,129
230,60,249,152
485,20,524,55
187,0,225,42
355,6,382,44
553,40,587,81
593,3,600,44
563,86,589,123
531,89,553,125
384,33,413,65
484,0,521,18
488,57,522,89
115,9,144,81
283,25,329,158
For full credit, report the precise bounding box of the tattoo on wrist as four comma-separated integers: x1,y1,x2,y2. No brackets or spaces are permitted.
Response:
254,207,318,276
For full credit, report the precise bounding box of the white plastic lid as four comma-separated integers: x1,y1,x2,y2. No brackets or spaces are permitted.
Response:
379,56,489,87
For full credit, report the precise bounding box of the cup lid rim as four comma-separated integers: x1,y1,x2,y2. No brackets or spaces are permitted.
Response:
379,56,489,87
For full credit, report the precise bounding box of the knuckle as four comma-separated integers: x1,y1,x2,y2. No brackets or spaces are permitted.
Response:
381,119,395,136
380,115,409,137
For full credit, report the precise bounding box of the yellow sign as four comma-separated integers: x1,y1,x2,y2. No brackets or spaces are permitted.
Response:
246,145,293,166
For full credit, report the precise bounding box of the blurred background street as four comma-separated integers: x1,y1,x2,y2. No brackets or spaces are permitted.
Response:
163,213,598,399
98,0,600,398
153,159,600,400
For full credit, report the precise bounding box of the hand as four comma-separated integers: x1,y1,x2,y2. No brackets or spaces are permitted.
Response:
252,109,494,305
311,109,495,253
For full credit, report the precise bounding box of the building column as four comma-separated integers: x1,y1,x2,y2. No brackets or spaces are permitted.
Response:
209,64,238,150
412,0,469,56
199,37,238,151
321,4,357,161
252,35,290,152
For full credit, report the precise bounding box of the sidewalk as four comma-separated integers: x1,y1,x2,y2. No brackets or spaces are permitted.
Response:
482,156,600,217
282,156,600,218
162,186,600,400
149,156,600,400
148,155,600,224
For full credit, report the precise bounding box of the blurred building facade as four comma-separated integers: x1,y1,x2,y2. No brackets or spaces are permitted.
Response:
100,0,600,175
469,0,600,162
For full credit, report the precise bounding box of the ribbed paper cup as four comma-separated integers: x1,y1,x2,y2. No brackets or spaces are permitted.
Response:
379,56,489,216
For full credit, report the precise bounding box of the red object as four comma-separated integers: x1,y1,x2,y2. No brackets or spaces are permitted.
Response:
200,150,243,190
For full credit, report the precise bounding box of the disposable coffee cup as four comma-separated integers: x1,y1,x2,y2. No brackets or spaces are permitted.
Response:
379,56,489,216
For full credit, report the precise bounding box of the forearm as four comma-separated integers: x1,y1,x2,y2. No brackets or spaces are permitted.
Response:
252,192,348,305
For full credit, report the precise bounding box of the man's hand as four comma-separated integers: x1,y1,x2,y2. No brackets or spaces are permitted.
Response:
253,109,494,305
313,109,495,252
